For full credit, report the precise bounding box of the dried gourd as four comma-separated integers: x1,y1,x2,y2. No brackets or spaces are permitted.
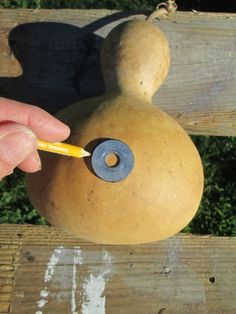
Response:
27,19,204,244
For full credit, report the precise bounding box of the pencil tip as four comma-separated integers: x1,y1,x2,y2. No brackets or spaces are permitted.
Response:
81,149,91,157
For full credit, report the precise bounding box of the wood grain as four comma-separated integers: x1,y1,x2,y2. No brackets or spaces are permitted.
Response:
0,9,236,136
0,224,235,313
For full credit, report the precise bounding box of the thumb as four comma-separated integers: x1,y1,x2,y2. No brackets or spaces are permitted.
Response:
0,122,37,180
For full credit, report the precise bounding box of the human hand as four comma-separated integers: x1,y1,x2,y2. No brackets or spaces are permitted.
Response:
0,97,70,180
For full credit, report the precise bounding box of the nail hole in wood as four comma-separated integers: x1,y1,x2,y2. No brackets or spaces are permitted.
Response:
209,276,215,283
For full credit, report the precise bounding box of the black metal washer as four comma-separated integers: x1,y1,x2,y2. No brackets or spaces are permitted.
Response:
91,139,134,182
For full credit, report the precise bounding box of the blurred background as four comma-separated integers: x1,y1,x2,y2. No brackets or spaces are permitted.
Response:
0,0,235,236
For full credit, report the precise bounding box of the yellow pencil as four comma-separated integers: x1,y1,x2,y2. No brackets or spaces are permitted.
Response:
37,139,91,158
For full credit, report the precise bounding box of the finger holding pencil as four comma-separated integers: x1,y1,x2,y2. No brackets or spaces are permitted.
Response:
0,97,89,180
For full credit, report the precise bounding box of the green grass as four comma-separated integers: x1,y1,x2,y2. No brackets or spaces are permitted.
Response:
0,0,156,10
0,169,46,225
184,136,236,236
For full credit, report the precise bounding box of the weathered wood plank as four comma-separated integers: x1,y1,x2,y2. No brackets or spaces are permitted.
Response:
0,9,236,136
0,224,235,313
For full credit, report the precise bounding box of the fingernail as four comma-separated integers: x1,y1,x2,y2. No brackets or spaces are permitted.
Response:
0,128,37,166
36,152,42,171
29,151,42,172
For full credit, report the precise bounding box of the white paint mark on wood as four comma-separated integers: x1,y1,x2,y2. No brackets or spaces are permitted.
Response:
40,290,49,298
44,247,63,283
81,273,107,314
81,249,112,314
34,246,112,313
36,299,48,308
71,246,83,314
35,246,63,314
102,249,112,263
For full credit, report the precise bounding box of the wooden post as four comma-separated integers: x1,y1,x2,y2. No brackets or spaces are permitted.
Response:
0,224,236,313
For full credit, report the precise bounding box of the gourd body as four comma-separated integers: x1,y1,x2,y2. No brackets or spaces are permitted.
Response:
27,20,204,244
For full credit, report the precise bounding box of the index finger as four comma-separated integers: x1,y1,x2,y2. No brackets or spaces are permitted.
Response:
0,97,70,142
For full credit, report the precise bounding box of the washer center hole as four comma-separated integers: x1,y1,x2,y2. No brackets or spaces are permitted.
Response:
105,152,120,168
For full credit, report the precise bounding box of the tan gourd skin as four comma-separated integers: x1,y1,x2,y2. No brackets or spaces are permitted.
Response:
27,20,204,244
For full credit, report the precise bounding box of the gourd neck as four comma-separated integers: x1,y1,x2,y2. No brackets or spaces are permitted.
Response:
104,89,153,105
104,84,153,103
100,20,170,107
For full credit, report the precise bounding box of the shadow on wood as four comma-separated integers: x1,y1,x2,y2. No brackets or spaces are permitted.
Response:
0,11,146,114
0,22,103,113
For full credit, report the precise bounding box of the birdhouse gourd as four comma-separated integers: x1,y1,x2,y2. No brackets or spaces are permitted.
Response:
27,19,204,244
